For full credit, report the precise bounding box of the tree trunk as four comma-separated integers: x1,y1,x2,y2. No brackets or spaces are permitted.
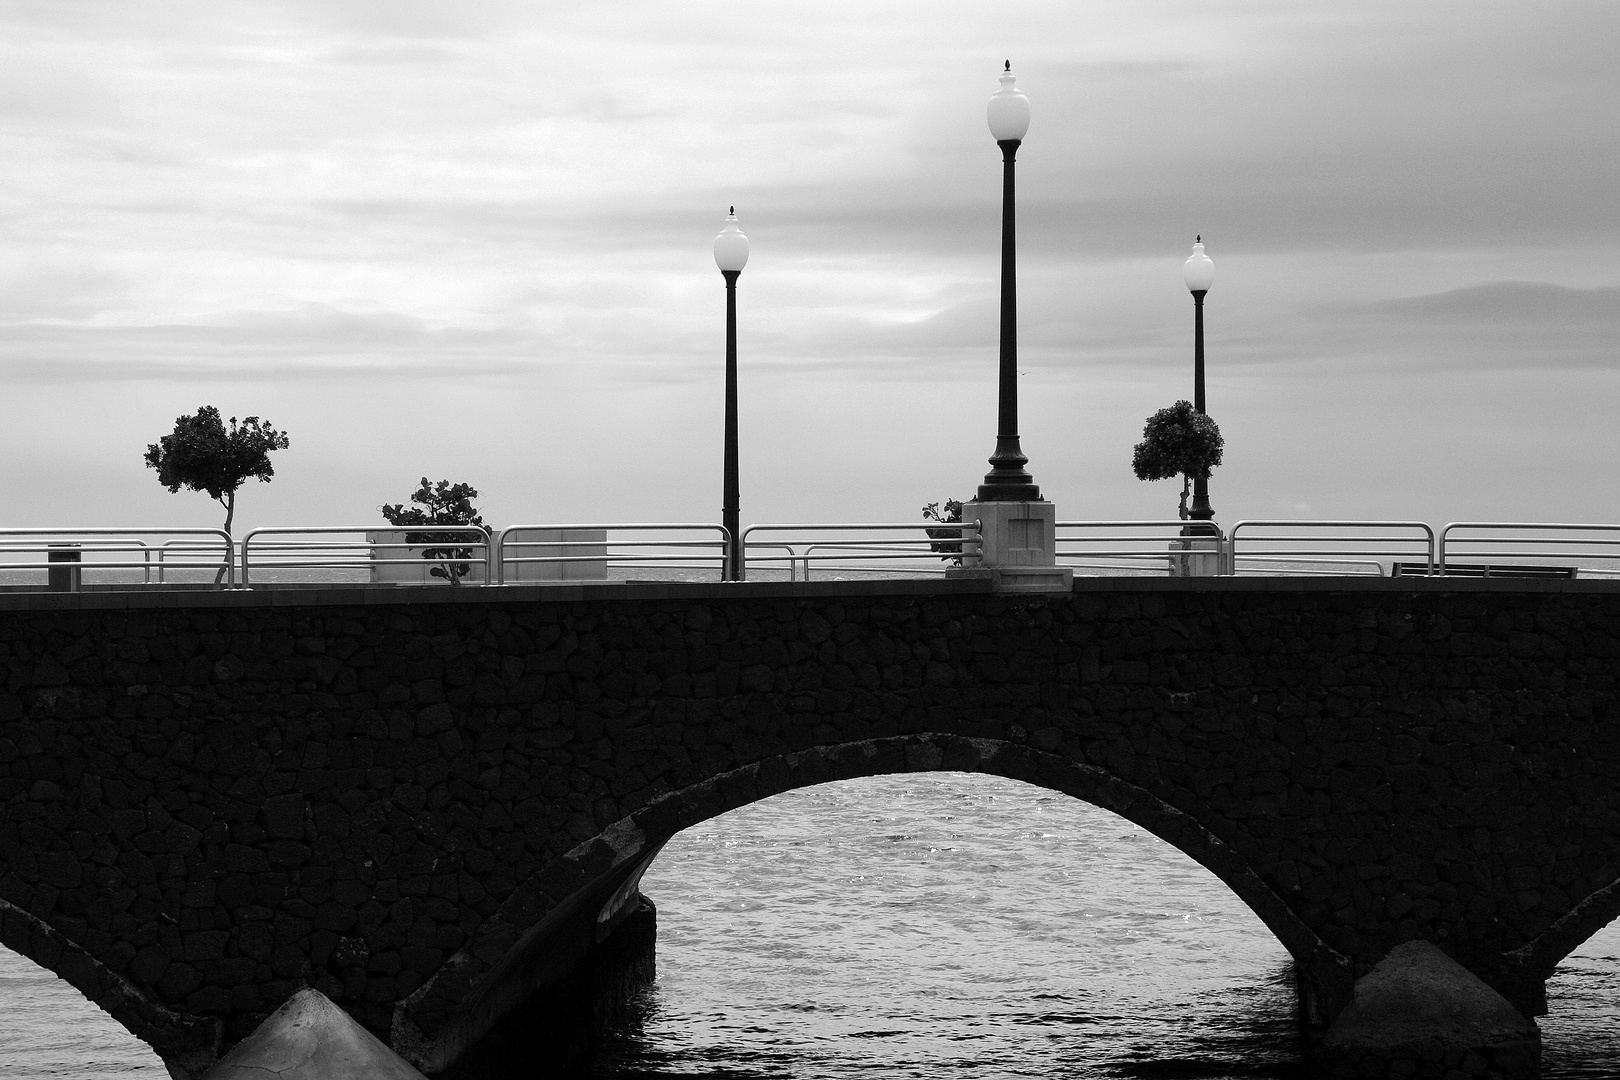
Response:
213,491,236,586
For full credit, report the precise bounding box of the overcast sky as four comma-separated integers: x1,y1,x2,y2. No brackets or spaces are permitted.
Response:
1,0,1616,534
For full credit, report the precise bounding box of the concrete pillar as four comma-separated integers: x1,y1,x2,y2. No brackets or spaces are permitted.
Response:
199,988,427,1080
1168,536,1227,577
1318,940,1540,1079
952,499,1073,593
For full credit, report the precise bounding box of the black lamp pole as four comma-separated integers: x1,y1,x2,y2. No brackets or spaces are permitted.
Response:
713,207,749,580
978,64,1039,502
1182,235,1216,529
722,267,742,580
1188,285,1213,522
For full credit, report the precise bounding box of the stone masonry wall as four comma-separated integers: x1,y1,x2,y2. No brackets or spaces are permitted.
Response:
0,578,1617,1074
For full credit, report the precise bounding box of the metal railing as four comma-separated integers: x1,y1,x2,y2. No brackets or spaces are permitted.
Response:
497,523,729,583
1229,520,1436,577
740,521,983,581
1055,520,1224,575
0,528,232,588
13,517,1620,591
241,525,493,588
1438,522,1620,578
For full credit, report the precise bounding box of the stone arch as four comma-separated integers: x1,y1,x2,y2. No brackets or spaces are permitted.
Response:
395,733,1354,1073
1501,873,1620,1015
0,897,220,1079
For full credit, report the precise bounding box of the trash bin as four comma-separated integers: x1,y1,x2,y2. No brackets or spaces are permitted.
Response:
48,544,81,592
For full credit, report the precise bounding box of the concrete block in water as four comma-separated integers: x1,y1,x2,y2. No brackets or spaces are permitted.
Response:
1322,940,1540,1079
200,989,426,1080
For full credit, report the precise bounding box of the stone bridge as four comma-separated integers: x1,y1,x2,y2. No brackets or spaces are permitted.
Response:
0,577,1617,1077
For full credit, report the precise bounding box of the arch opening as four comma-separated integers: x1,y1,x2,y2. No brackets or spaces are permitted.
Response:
599,771,1305,1078
1537,916,1620,1077
402,734,1353,1074
0,943,166,1078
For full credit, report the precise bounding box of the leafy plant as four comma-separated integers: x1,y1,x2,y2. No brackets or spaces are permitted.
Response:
145,406,291,533
380,478,490,583
923,498,965,566
145,406,290,583
1131,401,1223,520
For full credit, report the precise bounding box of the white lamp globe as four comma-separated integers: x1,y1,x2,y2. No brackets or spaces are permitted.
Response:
713,207,749,273
1183,236,1214,293
986,61,1030,143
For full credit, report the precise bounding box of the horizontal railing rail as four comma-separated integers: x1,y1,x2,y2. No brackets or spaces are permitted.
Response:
241,525,492,588
740,521,983,581
1439,522,1620,578
1229,520,1436,576
496,523,729,584
1231,556,1386,577
1055,520,1224,575
799,543,953,579
0,528,232,588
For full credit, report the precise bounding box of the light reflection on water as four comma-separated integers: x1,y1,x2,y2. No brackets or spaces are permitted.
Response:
0,781,1614,1078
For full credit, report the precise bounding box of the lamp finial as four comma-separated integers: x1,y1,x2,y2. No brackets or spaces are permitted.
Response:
1004,59,1010,71
1196,234,1201,243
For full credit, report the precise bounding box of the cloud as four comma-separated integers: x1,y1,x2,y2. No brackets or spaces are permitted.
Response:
1239,282,1620,374
1363,282,1620,326
0,304,548,381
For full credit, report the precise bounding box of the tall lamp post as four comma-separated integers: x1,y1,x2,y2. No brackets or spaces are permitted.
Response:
1182,236,1215,525
713,208,750,580
977,61,1040,501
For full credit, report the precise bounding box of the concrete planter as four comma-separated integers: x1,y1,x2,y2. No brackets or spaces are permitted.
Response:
367,529,489,585
502,528,610,582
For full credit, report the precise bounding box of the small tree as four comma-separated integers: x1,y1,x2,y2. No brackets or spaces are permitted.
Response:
1131,400,1223,520
923,498,965,566
380,478,490,583
146,407,290,581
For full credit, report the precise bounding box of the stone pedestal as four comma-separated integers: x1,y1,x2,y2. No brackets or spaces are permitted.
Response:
1318,940,1540,1079
200,989,426,1080
1168,536,1227,577
950,500,1073,593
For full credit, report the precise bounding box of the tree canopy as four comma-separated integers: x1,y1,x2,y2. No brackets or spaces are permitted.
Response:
380,479,485,530
1131,400,1223,519
144,406,290,534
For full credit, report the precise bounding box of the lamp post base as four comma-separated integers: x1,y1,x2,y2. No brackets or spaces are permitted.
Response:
952,499,1073,593
977,438,1040,501
1168,536,1227,577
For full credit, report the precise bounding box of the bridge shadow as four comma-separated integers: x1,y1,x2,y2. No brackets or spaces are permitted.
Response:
593,771,1305,1078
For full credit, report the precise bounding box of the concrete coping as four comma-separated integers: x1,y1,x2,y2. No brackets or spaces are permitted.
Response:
0,572,1617,612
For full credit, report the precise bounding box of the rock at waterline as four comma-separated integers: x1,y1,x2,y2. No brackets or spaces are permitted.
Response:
1322,939,1540,1079
199,988,427,1080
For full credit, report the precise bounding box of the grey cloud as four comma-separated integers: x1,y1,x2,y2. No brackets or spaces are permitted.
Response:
1360,282,1620,325
0,305,547,381
1245,281,1620,373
